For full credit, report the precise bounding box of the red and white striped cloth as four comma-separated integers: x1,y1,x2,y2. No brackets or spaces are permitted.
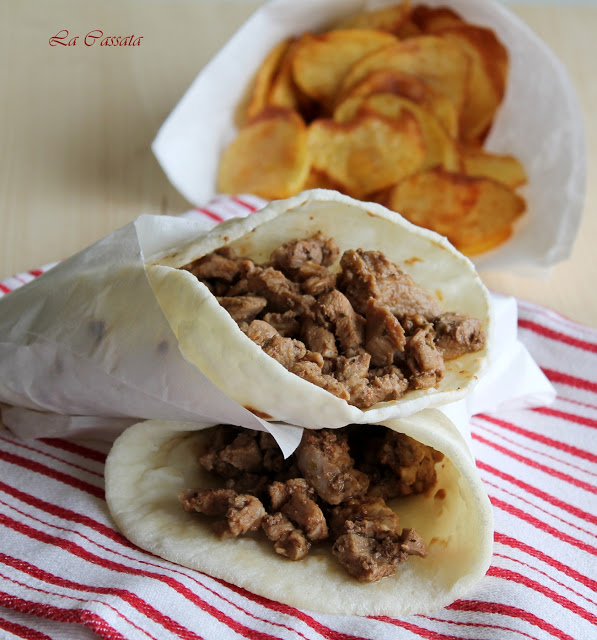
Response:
1,196,596,639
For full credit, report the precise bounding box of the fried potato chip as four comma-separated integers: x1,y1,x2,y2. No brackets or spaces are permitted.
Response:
307,112,425,198
339,36,471,117
335,1,412,34
438,25,508,144
301,167,347,191
334,92,460,172
461,147,527,189
384,168,526,255
218,107,310,199
410,5,465,32
291,29,398,111
334,68,459,137
245,39,293,122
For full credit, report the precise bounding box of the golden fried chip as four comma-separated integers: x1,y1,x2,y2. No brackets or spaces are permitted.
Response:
334,93,460,172
410,5,465,32
339,36,471,118
307,112,425,199
218,107,310,199
438,25,508,144
461,147,527,189
384,168,525,255
291,29,398,111
335,68,459,137
335,1,412,34
245,39,293,122
301,167,347,191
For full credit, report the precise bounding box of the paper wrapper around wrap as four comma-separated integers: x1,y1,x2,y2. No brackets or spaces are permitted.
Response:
152,0,586,273
0,202,555,459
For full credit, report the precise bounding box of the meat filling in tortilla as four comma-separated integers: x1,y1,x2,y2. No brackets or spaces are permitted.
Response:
179,424,444,582
182,234,485,408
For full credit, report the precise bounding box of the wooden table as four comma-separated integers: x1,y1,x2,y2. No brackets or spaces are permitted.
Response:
1,0,595,327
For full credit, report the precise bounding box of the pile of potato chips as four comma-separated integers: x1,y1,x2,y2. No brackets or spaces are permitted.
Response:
217,1,527,256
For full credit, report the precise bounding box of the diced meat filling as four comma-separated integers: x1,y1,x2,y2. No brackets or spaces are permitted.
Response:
181,424,442,582
182,236,485,408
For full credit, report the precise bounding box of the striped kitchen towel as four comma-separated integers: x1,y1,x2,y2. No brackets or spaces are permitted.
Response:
0,195,595,639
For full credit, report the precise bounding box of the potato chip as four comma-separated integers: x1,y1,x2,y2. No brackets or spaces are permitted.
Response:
410,5,465,32
218,107,310,199
245,39,293,122
307,112,425,198
461,147,527,189
335,68,459,138
291,29,398,111
334,92,460,172
335,1,412,34
438,25,508,144
301,167,347,191
384,168,526,255
339,36,471,117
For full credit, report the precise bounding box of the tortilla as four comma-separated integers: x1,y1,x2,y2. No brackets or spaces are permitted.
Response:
148,189,491,430
105,410,493,616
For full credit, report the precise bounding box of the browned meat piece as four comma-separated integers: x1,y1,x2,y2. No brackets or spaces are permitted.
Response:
262,311,300,336
338,249,443,318
334,354,371,407
268,478,328,540
365,299,406,367
247,267,316,315
301,319,338,359
328,495,401,540
365,431,444,499
262,512,311,561
263,335,308,369
291,360,351,401
368,365,409,402
296,262,337,296
185,250,241,282
317,290,365,355
216,296,267,324
213,493,266,539
405,325,445,389
400,528,428,557
178,488,236,516
270,233,339,272
246,319,279,346
295,430,369,505
433,312,486,359
332,532,405,583
199,429,263,478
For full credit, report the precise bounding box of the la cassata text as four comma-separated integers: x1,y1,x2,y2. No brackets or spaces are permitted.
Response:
49,30,143,47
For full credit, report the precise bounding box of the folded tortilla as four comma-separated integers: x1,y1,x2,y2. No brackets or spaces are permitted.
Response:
148,189,491,429
105,410,493,617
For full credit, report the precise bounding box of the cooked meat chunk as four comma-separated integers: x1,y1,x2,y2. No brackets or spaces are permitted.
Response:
405,324,445,389
433,312,486,359
216,296,267,324
200,430,263,478
332,532,405,583
338,249,443,318
296,430,369,505
247,267,315,315
301,319,338,359
179,488,236,516
317,290,365,355
262,311,300,336
185,250,242,282
213,493,266,539
400,528,428,557
296,262,337,296
262,512,311,560
246,319,279,346
365,299,406,367
328,496,401,540
362,430,444,499
291,360,351,401
268,479,328,540
270,233,338,272
263,335,308,370
368,365,409,402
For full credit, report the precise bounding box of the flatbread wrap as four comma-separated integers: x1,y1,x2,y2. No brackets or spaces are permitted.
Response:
147,189,491,429
105,411,493,616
